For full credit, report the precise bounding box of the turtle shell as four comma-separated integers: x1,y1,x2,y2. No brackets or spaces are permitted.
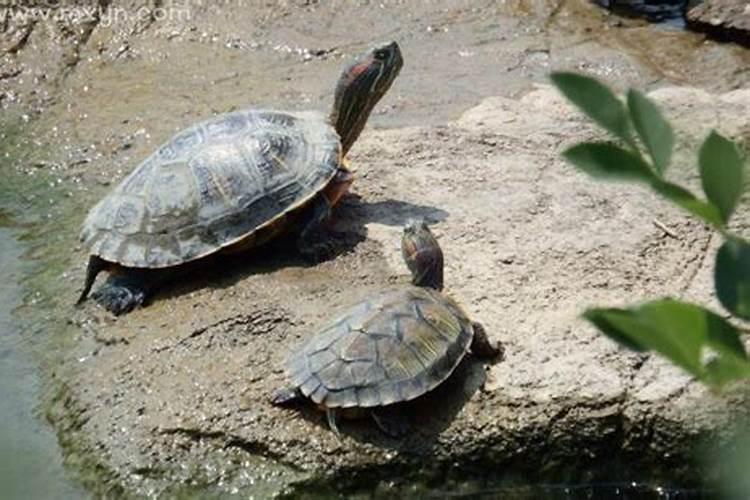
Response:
80,109,342,268
286,286,475,409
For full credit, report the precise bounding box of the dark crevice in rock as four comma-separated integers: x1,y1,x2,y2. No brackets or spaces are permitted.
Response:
1,20,35,55
160,427,304,472
182,309,290,343
59,0,113,76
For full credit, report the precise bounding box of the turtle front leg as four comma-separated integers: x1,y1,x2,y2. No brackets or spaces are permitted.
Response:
296,196,335,262
470,322,504,361
92,268,165,316
77,255,108,305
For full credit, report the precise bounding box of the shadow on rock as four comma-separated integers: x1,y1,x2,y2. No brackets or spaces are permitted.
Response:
83,193,449,313
281,356,492,451
337,192,450,228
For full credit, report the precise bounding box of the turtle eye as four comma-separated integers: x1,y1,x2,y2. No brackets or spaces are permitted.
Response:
373,49,388,62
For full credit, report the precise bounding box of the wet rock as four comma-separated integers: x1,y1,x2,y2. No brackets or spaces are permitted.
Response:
686,0,750,46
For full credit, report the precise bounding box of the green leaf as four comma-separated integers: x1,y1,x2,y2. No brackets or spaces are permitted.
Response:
715,238,750,320
704,356,750,387
551,72,634,146
627,89,673,175
699,131,745,224
563,142,656,182
649,180,724,228
584,299,750,387
583,309,648,352
563,143,724,227
703,309,750,384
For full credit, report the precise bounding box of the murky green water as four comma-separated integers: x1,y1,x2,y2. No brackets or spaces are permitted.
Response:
0,118,89,497
0,227,86,499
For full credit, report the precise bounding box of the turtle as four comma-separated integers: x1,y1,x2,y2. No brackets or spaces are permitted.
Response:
76,41,404,315
271,220,502,437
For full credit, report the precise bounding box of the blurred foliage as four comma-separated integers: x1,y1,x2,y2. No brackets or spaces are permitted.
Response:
551,71,750,389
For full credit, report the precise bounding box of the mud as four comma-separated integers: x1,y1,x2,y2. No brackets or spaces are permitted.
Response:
1,0,750,497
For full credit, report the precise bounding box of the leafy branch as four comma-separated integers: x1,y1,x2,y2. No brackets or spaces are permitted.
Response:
550,72,750,388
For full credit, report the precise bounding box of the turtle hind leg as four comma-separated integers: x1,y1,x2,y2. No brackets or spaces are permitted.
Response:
371,407,410,438
76,255,107,305
470,322,504,361
270,386,303,406
92,268,157,316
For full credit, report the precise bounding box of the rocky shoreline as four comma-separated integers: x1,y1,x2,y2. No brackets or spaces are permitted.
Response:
593,1,750,47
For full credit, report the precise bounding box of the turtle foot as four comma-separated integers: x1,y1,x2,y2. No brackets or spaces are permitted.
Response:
371,407,410,438
92,282,147,316
470,322,504,361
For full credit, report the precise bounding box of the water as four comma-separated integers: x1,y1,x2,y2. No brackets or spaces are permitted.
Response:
0,228,86,500
593,0,687,23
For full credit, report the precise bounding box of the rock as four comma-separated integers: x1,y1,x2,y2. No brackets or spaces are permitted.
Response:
686,0,750,46
53,84,750,497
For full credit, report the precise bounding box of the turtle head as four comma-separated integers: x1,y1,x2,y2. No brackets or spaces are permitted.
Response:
401,219,444,291
331,41,403,156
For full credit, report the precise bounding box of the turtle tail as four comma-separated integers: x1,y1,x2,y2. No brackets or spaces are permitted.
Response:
76,255,106,305
270,386,303,406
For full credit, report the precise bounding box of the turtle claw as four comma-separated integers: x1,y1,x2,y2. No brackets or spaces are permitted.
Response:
92,283,147,316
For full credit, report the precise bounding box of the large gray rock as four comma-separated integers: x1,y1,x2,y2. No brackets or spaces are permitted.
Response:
53,84,750,497
687,0,750,46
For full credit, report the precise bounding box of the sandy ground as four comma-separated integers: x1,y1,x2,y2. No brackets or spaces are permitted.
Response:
1,0,749,496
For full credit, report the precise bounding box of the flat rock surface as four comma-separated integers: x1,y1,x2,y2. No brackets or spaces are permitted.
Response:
55,85,750,496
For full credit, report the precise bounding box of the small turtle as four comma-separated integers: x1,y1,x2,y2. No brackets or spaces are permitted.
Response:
271,221,501,436
77,42,403,315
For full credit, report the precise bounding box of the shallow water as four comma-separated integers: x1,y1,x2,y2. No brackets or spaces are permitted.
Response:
0,228,85,500
594,0,687,23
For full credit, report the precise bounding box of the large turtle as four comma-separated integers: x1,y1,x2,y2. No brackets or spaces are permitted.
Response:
271,221,502,436
77,42,403,315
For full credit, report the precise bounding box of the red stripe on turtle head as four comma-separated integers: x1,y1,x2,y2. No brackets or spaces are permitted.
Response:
347,61,371,80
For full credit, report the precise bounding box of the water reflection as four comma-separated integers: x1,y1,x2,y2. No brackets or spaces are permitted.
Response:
0,229,86,500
